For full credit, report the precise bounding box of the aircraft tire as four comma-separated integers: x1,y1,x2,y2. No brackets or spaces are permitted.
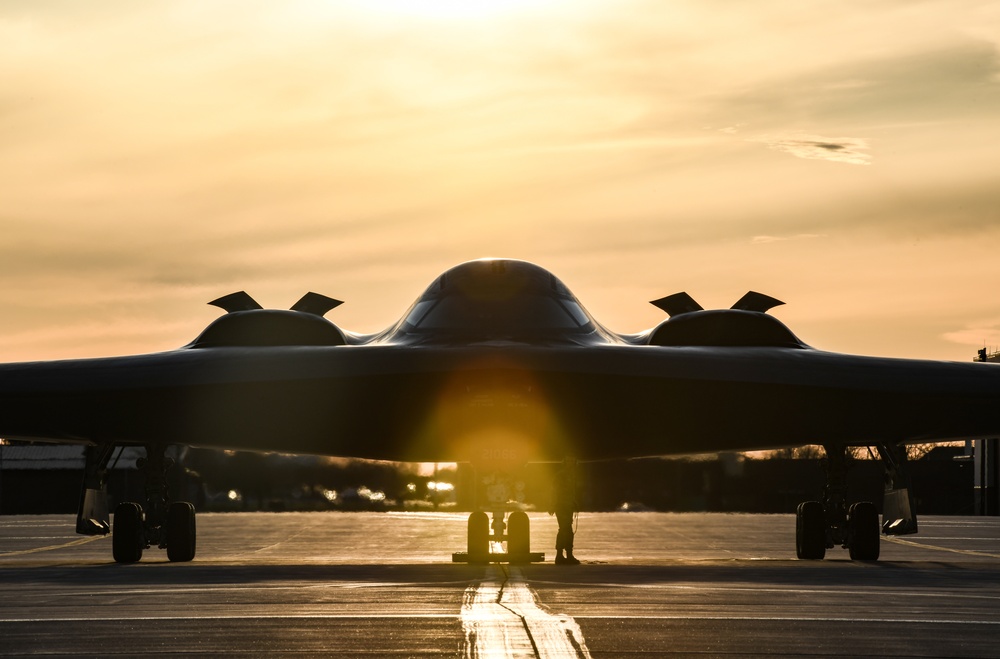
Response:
796,501,826,560
467,511,489,559
112,502,144,564
848,501,880,561
507,511,530,558
166,502,197,562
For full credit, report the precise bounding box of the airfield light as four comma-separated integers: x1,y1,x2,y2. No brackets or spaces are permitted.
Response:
357,486,386,502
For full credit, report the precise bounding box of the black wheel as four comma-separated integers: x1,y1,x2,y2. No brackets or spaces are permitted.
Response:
112,502,144,564
166,502,197,562
507,511,530,557
796,501,826,560
467,511,489,559
848,501,880,561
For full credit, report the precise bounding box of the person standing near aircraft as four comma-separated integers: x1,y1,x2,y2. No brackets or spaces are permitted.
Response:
553,458,581,565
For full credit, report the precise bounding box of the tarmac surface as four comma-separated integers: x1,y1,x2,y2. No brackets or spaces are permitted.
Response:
3,512,1000,657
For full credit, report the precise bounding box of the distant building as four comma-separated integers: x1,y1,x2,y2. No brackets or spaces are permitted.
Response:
972,349,1000,514
0,443,182,514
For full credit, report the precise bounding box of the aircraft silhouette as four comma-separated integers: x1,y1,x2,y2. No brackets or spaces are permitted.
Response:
2,258,998,563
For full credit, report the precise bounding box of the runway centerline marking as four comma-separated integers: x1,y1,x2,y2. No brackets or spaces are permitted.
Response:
461,565,591,659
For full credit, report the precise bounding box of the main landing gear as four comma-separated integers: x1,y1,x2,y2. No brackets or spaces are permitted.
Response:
76,442,197,564
795,499,879,561
795,444,880,560
112,444,197,563
795,443,916,561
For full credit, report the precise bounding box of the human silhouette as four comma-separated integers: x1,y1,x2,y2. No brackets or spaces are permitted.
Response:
552,458,580,565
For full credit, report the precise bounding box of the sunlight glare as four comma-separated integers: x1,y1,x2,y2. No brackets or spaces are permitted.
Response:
350,0,553,20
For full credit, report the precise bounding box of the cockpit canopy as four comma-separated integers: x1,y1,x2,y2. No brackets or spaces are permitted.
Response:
394,259,596,341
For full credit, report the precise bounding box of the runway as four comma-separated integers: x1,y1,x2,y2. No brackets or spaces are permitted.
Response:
3,512,1000,657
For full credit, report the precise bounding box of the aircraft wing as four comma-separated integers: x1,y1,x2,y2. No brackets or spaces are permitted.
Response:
2,342,999,463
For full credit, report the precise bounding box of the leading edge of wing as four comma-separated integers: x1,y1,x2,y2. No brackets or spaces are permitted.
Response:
2,342,998,398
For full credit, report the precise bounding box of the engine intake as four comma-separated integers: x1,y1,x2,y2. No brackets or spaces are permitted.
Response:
188,291,348,348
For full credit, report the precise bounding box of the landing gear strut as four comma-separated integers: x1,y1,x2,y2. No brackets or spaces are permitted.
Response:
875,442,918,535
795,444,880,561
111,444,197,564
76,443,116,536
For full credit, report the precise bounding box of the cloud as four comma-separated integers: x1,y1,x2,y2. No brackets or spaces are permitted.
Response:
943,321,1000,351
751,233,828,244
752,134,870,165
720,41,1000,131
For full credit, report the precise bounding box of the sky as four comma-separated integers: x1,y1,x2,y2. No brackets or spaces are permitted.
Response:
1,0,999,362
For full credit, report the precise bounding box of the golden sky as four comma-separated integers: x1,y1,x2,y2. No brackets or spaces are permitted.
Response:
1,0,999,361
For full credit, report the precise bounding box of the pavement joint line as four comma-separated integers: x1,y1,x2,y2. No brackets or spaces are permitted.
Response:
495,564,542,659
567,615,1000,625
32,582,442,597
0,614,460,623
3,614,1000,625
555,582,1000,601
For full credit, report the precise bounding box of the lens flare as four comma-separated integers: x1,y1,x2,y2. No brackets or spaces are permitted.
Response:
409,358,575,467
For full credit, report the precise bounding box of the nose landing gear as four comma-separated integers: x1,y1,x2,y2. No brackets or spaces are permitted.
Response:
451,468,544,564
453,509,544,563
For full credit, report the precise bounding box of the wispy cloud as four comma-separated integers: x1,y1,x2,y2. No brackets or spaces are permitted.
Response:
943,321,1000,350
752,134,871,165
752,233,828,244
